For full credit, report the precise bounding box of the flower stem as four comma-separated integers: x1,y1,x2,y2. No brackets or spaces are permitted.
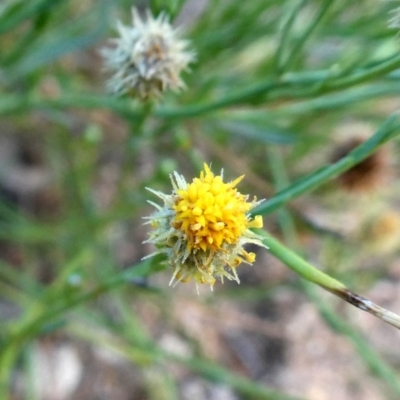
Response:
258,229,345,291
265,145,400,395
257,229,400,330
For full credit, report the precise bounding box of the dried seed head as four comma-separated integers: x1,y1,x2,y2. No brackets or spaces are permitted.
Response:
102,8,195,100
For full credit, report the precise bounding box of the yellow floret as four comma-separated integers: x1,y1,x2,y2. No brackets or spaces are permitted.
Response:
173,164,262,253
144,163,267,290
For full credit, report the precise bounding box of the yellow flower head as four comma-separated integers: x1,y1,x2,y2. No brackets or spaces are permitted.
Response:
143,164,266,290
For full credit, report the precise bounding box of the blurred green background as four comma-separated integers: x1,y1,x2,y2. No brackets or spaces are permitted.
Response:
1,0,400,399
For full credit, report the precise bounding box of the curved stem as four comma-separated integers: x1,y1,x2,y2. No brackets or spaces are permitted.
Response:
258,230,400,330
265,145,400,396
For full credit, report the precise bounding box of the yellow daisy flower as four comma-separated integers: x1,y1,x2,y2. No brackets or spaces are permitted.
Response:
143,164,266,290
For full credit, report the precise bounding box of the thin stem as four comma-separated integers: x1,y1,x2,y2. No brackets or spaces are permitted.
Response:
274,0,307,73
115,101,155,201
257,229,400,330
304,282,400,397
262,145,400,330
259,229,345,291
325,52,400,91
265,145,298,246
266,146,400,396
3,52,400,119
253,114,400,216
279,0,335,72
0,257,163,392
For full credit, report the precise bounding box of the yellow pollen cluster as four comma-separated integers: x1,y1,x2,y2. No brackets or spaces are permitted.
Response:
143,163,266,290
173,164,263,252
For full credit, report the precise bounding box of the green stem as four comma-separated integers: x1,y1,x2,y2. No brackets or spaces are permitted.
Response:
266,146,400,397
0,256,163,393
274,0,307,73
265,146,298,246
258,228,400,330
116,100,155,201
325,52,400,91
3,53,400,119
257,229,346,292
270,81,400,115
253,114,400,216
280,0,335,72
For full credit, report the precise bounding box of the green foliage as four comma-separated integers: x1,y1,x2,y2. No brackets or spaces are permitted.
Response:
1,0,400,399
